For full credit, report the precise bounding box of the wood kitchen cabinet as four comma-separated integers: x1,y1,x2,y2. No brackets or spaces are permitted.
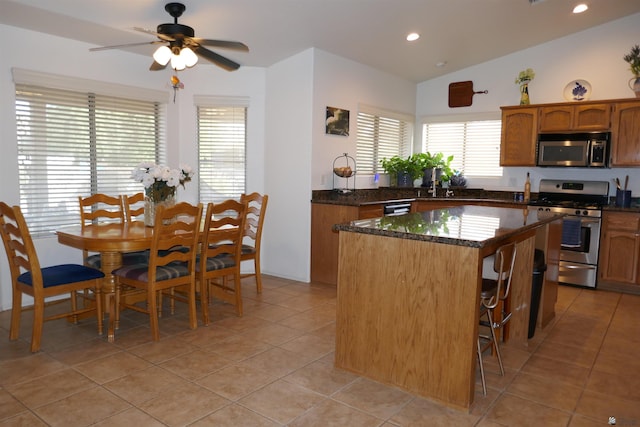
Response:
538,103,610,132
610,100,640,166
500,106,538,166
311,203,359,285
598,211,640,292
311,202,390,285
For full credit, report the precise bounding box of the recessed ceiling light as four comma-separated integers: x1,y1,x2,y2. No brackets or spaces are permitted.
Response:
406,33,420,42
573,4,588,13
436,61,447,68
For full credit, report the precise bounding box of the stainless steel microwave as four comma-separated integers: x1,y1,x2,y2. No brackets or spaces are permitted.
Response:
537,132,610,167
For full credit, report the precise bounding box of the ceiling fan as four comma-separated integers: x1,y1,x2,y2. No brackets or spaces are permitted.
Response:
90,2,249,72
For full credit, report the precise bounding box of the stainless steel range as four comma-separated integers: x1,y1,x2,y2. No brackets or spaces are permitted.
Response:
528,179,609,288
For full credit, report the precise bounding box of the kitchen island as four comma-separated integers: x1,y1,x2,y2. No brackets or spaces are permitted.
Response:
333,205,562,411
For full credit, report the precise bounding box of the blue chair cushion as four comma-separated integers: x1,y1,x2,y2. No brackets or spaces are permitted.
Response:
196,255,236,272
241,244,255,255
18,264,105,288
112,261,191,282
85,250,151,270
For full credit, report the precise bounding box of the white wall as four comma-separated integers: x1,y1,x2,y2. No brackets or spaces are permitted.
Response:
416,13,640,196
0,24,266,310
262,50,314,281
311,50,417,191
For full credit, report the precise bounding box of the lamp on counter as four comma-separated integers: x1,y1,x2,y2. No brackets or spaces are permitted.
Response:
153,45,198,71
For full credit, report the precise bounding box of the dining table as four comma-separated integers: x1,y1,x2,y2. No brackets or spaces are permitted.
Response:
57,221,154,341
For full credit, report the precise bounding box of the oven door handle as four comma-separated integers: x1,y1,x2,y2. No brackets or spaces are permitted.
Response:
562,264,597,270
577,218,601,226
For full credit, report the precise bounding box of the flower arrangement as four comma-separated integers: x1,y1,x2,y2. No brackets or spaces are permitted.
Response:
131,162,194,203
515,68,535,84
623,44,640,76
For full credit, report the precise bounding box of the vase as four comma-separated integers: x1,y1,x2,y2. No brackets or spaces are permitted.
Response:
519,81,530,105
396,172,413,188
144,192,176,227
629,76,640,98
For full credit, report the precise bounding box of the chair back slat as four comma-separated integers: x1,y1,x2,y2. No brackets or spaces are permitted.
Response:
78,194,125,226
0,202,43,292
202,200,246,261
240,192,268,248
123,193,145,223
149,202,202,274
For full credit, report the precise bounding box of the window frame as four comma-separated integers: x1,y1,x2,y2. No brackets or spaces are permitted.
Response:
195,96,249,204
13,69,168,237
420,112,502,178
356,104,414,175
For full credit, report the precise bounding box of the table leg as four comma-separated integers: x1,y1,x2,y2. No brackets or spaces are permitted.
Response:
100,251,122,343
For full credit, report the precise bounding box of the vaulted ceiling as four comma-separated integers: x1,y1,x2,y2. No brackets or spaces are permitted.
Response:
2,0,639,82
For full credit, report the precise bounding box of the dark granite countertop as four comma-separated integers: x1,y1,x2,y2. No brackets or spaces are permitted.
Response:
333,205,563,249
311,188,532,206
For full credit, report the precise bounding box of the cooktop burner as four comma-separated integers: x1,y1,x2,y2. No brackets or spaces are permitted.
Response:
529,179,609,217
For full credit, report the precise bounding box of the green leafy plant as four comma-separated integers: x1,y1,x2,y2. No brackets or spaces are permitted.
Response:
380,156,423,180
515,68,535,84
623,44,640,76
413,152,454,182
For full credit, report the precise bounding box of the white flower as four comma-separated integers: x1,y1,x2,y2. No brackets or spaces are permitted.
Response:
131,162,193,201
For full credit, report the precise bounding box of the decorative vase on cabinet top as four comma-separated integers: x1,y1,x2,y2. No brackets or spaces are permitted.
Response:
519,81,530,105
629,77,640,98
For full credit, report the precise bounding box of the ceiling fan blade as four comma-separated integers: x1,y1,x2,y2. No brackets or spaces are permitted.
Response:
149,60,168,71
190,39,249,51
90,41,163,52
134,27,175,42
193,46,241,71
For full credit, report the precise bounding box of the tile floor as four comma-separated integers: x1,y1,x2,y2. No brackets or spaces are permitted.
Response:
1,275,639,426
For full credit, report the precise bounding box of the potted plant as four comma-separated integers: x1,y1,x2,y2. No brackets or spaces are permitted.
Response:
624,44,640,97
413,152,454,187
449,170,467,188
380,155,422,187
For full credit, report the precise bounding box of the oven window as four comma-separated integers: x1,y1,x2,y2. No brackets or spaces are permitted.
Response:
562,224,590,253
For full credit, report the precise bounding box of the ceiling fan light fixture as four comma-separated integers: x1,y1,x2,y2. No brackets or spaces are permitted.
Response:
180,47,198,67
171,53,187,71
153,45,172,66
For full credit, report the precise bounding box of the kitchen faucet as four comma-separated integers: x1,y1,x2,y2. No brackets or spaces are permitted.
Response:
428,175,437,198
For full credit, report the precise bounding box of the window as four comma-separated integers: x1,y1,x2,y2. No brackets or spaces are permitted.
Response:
356,105,413,174
14,71,166,237
196,97,247,203
422,115,502,177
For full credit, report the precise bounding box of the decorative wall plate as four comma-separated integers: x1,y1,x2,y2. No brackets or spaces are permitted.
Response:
563,79,592,101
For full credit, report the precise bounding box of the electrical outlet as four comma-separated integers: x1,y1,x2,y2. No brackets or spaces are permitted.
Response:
509,177,517,187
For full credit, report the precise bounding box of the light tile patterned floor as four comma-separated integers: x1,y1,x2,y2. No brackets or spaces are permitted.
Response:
1,276,639,426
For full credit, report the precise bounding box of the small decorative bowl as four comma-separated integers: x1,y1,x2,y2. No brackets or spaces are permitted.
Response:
333,167,353,177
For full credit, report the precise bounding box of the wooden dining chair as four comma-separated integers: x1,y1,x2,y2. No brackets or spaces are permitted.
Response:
239,192,268,293
122,192,145,223
78,193,126,268
112,202,203,341
0,202,105,352
196,200,246,324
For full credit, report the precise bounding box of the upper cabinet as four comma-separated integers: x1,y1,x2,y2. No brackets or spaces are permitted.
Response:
538,103,611,132
501,98,640,167
500,106,538,166
611,100,640,166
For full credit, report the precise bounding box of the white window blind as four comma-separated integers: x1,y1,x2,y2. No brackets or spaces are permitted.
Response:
15,83,166,237
197,105,247,203
422,118,502,177
357,107,413,174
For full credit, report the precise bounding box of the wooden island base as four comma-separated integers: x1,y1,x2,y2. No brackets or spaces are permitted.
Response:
334,206,560,411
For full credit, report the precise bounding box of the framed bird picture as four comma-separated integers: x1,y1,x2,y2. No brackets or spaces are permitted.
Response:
326,106,349,136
